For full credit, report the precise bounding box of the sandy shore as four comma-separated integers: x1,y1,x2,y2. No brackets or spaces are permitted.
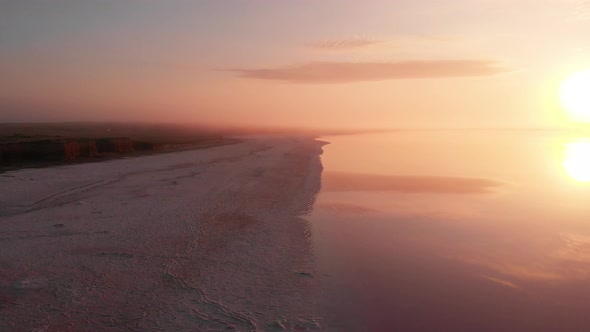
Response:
0,136,326,331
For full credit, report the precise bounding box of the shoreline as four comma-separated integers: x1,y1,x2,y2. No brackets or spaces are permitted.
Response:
0,136,326,331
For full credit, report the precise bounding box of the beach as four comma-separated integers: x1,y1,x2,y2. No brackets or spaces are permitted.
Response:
0,136,326,331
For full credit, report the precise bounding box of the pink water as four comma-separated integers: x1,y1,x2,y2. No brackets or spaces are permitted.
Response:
310,130,590,331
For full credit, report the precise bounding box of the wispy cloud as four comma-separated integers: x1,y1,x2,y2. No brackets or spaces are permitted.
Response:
229,60,508,84
573,0,590,20
306,36,384,50
481,275,521,290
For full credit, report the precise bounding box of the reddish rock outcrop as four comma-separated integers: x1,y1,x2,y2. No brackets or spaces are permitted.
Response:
96,138,134,153
0,135,226,167
1,140,64,163
1,139,98,164
63,140,99,160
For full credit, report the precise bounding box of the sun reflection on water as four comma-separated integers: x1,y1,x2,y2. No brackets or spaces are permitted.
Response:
563,138,590,182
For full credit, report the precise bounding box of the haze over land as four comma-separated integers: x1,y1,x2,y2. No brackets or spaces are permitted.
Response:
1,1,589,129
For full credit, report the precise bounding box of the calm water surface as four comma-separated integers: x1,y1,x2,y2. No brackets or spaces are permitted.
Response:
309,130,590,332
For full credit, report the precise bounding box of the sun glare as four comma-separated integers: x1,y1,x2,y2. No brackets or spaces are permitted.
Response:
563,139,590,182
560,70,590,123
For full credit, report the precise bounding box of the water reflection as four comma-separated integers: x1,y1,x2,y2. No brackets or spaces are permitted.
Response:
563,138,590,182
311,131,590,331
321,171,501,193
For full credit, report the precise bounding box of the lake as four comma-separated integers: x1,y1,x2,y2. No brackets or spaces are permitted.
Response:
309,130,590,331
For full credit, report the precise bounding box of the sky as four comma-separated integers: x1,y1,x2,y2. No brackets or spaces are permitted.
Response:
1,0,589,129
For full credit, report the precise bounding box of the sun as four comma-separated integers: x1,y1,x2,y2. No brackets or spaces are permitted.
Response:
560,69,590,123
563,139,590,182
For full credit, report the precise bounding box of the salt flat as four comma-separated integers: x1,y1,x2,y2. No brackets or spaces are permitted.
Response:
0,136,326,331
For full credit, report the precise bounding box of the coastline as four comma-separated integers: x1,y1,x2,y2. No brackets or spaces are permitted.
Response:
0,136,326,331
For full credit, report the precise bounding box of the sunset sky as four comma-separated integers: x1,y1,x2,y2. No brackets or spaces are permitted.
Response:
1,0,589,129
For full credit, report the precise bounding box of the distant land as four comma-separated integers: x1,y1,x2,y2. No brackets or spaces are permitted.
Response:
3,121,586,172
0,122,230,171
0,122,391,171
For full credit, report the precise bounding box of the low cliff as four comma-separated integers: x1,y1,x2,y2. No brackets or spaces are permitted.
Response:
96,138,135,153
64,140,99,160
0,136,227,167
1,139,99,163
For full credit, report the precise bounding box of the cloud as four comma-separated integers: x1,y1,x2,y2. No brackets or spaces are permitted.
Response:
480,275,521,290
229,60,508,83
306,36,384,50
573,0,590,20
